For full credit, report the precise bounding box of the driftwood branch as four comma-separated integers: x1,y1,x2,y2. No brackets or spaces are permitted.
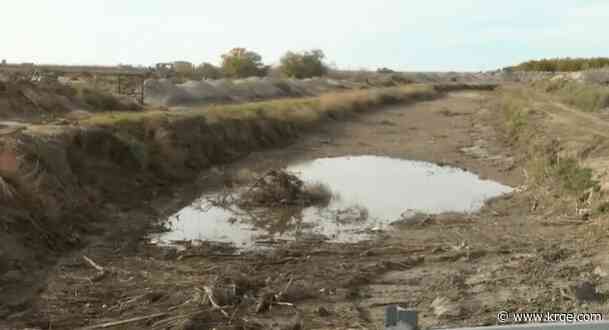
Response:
83,256,105,273
203,285,230,318
275,277,293,301
82,256,108,282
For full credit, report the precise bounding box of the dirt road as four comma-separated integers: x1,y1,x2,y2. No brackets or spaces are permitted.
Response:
10,89,609,329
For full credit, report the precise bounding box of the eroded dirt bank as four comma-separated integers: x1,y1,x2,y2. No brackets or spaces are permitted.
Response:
0,85,459,325
5,84,609,329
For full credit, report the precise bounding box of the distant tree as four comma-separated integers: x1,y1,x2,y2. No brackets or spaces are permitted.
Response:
197,62,224,79
377,67,395,74
221,48,268,78
279,49,327,79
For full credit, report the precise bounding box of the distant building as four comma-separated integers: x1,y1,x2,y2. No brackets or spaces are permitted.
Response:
1,59,6,66
173,61,194,74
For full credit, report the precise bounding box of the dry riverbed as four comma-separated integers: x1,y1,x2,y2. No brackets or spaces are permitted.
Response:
6,88,609,329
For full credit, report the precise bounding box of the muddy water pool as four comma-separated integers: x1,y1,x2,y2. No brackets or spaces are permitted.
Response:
151,156,512,249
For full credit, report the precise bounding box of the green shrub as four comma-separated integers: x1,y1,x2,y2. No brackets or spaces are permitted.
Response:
221,48,268,78
115,133,149,169
554,158,597,194
500,95,531,143
80,88,122,110
279,50,327,79
196,62,224,79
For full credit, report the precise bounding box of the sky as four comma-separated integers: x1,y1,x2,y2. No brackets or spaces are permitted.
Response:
1,1,608,71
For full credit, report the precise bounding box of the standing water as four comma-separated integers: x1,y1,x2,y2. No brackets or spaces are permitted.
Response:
151,156,512,249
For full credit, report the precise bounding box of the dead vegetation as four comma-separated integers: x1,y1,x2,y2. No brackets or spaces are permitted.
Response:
238,170,332,209
203,169,332,215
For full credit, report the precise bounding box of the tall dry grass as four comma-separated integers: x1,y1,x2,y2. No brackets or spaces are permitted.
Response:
82,85,438,127
498,87,598,196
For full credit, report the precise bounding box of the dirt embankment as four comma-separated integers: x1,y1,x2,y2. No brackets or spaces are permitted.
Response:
144,75,500,107
0,84,499,325
0,81,141,122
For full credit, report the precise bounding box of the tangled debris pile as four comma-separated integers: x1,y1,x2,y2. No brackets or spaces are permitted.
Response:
237,169,332,209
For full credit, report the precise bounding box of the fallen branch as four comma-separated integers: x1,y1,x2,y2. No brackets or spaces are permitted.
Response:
82,255,108,282
203,286,230,318
78,312,168,329
83,256,105,273
150,311,202,330
274,301,295,307
275,277,293,301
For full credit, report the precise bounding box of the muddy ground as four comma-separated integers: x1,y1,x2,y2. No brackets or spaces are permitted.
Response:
6,87,609,329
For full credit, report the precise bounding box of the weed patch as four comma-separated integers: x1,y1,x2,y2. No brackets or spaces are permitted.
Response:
500,93,533,144
554,158,598,195
115,133,149,169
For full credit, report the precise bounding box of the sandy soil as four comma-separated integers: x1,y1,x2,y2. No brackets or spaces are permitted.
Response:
7,89,609,329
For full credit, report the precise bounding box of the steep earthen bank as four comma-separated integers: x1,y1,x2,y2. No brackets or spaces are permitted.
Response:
0,84,496,318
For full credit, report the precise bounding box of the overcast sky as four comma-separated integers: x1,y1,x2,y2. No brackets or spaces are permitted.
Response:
1,1,607,71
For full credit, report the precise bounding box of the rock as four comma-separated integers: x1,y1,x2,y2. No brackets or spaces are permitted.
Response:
431,296,462,318
574,281,601,303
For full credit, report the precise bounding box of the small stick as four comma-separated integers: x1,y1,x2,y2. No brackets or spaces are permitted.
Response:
274,302,295,307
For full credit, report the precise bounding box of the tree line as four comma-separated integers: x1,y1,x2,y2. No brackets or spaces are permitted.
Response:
195,48,327,79
512,57,609,72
